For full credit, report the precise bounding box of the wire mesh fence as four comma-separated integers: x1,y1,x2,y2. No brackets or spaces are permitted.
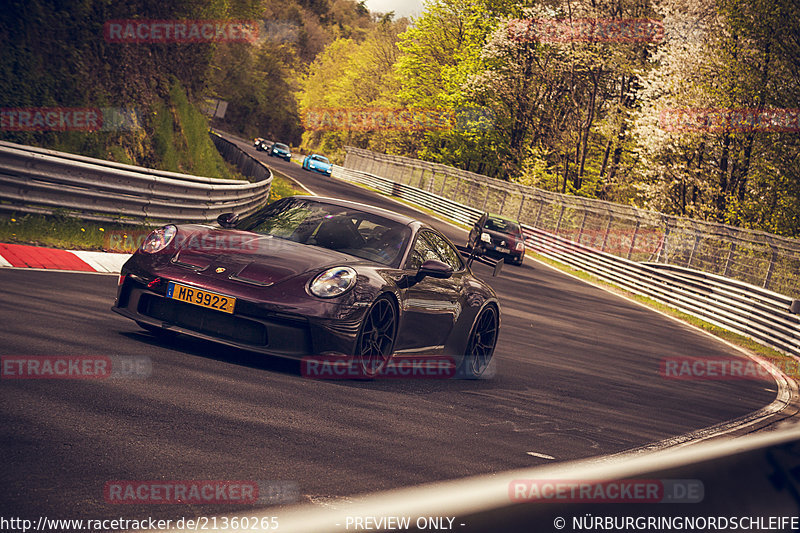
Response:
344,146,800,299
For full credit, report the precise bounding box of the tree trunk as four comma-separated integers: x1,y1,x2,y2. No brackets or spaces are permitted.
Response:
716,133,730,218
577,69,600,189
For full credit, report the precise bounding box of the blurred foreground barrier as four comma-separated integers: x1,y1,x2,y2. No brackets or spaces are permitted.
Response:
144,426,800,532
0,132,271,225
333,165,800,358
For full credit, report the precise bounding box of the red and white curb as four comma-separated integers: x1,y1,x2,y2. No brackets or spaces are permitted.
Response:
0,243,130,273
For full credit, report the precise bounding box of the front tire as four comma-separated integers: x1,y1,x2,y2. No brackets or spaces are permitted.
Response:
460,305,499,378
355,296,398,378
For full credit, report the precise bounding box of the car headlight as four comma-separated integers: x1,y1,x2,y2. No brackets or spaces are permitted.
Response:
140,225,177,253
309,267,357,298
480,232,491,243
515,242,525,251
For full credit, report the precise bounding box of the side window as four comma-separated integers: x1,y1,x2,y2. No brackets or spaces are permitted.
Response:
406,232,440,270
424,231,464,271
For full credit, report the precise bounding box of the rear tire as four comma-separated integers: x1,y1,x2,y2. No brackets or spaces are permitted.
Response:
459,305,499,379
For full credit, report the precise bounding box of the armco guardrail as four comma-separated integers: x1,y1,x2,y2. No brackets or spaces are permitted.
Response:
332,165,800,358
344,146,800,299
525,227,800,358
0,132,271,225
210,130,273,184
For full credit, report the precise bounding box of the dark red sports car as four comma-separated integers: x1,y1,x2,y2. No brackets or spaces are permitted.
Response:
112,196,500,378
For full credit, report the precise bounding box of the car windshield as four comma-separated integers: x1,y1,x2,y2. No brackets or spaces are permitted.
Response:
236,198,410,267
485,217,520,235
312,155,330,164
275,143,289,150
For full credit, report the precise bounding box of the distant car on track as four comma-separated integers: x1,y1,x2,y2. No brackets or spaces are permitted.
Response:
302,154,332,176
112,196,501,378
269,142,292,161
468,213,526,266
254,138,272,152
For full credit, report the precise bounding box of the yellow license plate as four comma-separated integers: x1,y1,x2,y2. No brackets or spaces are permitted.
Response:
166,282,236,314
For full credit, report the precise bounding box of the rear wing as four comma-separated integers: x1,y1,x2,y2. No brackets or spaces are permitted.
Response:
456,245,503,277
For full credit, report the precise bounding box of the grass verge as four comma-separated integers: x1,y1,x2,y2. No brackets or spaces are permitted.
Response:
0,213,145,252
268,171,310,202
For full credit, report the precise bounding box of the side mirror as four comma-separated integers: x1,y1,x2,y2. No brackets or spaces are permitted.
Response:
417,259,453,280
216,212,239,229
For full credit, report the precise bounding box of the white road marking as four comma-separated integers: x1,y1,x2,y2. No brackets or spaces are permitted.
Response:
527,452,556,459
69,250,131,273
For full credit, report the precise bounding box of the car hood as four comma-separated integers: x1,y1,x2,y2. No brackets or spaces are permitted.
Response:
170,227,363,286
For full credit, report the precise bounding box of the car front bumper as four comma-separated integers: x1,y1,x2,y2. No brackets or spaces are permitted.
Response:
476,244,524,262
112,274,367,359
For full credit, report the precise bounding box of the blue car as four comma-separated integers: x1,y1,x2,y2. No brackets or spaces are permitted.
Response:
269,142,292,161
302,154,332,176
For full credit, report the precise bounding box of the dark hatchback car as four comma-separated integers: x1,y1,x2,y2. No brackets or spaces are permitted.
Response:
269,142,292,161
112,196,501,378
468,213,526,266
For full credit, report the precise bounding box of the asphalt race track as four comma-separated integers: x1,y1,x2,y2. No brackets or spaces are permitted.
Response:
0,140,779,524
